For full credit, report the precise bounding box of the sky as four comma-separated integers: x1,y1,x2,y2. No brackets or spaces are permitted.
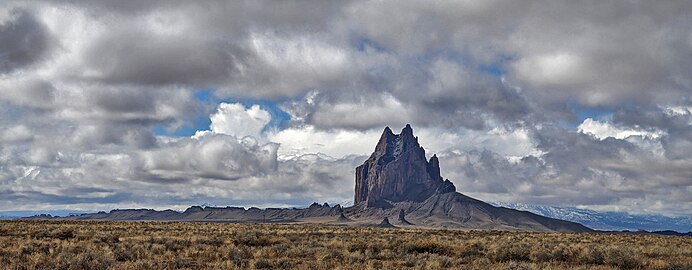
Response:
0,0,690,217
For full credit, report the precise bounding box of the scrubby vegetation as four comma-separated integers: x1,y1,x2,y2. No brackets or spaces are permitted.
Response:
0,220,690,269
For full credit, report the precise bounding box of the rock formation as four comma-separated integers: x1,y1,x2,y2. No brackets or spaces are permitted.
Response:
355,124,455,207
336,212,352,222
397,209,412,225
376,217,395,228
346,124,593,232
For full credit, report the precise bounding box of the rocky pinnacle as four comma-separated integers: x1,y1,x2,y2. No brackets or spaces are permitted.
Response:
354,124,456,207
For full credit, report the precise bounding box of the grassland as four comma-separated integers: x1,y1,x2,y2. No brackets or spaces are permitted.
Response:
0,220,690,269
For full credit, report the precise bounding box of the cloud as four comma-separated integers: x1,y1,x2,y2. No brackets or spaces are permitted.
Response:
0,78,55,109
268,126,382,159
440,133,692,216
308,92,413,130
611,107,692,160
0,132,363,211
0,7,54,74
0,0,690,217
0,125,34,143
48,85,198,132
578,118,664,140
268,124,541,160
142,133,279,182
224,32,354,98
503,1,692,109
514,52,587,88
79,26,243,86
207,103,271,139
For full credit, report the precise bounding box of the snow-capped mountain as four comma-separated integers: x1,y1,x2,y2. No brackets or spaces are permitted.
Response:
490,202,692,232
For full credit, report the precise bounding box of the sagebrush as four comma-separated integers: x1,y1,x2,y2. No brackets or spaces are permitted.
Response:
0,220,690,269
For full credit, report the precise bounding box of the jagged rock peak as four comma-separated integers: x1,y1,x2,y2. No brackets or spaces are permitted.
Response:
355,124,456,207
373,125,422,162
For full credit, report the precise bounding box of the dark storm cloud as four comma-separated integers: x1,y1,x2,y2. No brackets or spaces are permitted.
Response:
0,8,53,74
81,30,245,87
61,0,355,94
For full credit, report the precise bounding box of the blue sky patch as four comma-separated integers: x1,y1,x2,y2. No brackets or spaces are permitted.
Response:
153,90,292,137
566,101,613,127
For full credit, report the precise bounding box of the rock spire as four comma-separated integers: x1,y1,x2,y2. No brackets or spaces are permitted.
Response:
354,124,455,207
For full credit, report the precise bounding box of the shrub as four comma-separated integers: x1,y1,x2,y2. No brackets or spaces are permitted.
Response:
604,247,641,269
577,246,604,264
174,257,197,268
254,258,272,269
233,233,285,247
53,228,76,240
229,246,252,267
489,242,530,262
0,220,689,269
397,240,450,255
58,250,113,270
458,241,486,257
94,233,120,244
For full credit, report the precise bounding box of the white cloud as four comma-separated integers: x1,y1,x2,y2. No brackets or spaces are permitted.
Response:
143,133,279,181
0,78,55,108
578,118,664,140
417,127,542,158
310,93,414,130
664,106,692,118
0,125,33,143
268,126,381,159
208,103,271,139
513,52,586,87
268,124,541,161
250,32,348,73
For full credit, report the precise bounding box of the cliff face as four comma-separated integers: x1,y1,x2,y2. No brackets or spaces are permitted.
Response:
355,124,455,207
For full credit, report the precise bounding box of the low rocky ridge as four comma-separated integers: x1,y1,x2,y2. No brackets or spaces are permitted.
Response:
62,203,342,222
34,125,592,232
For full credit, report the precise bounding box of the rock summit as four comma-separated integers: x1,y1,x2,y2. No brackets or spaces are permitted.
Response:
355,124,455,207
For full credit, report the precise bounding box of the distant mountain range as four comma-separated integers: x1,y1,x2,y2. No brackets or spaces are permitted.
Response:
490,201,692,233
0,210,89,220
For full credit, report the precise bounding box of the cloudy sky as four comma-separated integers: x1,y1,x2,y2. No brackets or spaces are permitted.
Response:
1,1,690,217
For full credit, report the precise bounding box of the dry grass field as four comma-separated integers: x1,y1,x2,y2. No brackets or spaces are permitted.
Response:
0,220,690,270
